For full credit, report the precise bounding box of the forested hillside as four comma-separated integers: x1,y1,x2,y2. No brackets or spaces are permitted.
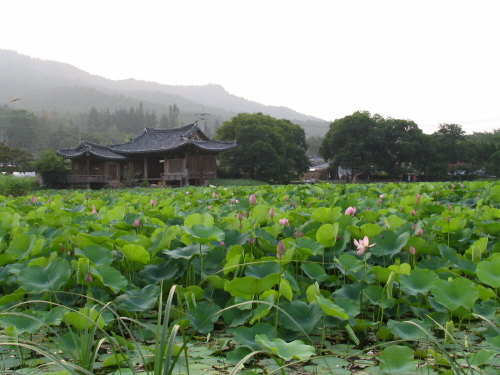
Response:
0,49,330,139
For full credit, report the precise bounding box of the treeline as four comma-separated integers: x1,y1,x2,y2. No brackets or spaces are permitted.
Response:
319,111,500,180
0,103,184,155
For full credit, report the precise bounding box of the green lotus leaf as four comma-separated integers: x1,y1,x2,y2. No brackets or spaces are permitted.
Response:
63,307,105,330
184,213,214,228
371,230,410,257
432,277,479,310
18,258,71,293
233,322,277,351
296,237,324,256
476,257,500,288
311,207,341,223
93,264,128,294
166,243,210,260
399,268,438,295
119,244,150,264
245,262,280,278
279,300,323,333
138,260,180,284
363,285,395,308
224,274,280,299
75,245,113,266
182,224,224,244
300,262,328,282
115,285,159,312
315,295,348,320
379,345,416,375
0,311,44,334
255,335,315,361
315,223,338,248
6,233,44,260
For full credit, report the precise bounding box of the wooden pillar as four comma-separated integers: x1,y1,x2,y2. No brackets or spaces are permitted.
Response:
143,157,148,180
200,154,204,186
86,158,90,189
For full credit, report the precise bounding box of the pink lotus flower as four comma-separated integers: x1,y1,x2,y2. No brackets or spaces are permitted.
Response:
416,228,423,236
185,191,190,195
207,206,212,209
133,219,140,227
212,192,217,198
354,236,376,256
410,210,416,216
249,194,256,205
238,212,244,221
409,246,416,255
379,194,385,199
31,195,37,204
220,241,225,247
279,218,289,226
231,198,239,204
91,205,97,215
269,208,275,217
345,206,356,216
248,238,255,245
416,194,421,205
150,199,156,207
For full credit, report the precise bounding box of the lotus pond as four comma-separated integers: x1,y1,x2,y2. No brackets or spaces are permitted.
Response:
1,181,500,375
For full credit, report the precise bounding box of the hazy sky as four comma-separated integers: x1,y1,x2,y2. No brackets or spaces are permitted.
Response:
1,1,499,134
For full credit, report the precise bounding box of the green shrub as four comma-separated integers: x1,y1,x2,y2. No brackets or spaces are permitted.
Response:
0,175,38,196
33,150,70,189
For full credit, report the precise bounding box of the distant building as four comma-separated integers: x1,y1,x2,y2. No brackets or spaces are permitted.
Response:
57,122,236,188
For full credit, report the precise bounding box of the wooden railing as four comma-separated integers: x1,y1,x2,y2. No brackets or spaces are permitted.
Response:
68,175,110,183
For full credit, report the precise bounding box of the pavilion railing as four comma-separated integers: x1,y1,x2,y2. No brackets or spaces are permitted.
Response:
68,175,111,183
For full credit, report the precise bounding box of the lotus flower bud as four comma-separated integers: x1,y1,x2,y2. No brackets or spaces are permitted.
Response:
31,195,37,204
133,219,140,227
248,238,255,245
277,240,285,254
269,208,275,217
379,194,385,199
150,199,156,207
336,235,341,241
238,212,244,221
91,204,97,215
231,198,239,204
212,192,217,198
85,273,93,284
409,246,416,255
416,228,424,236
249,194,256,205
411,210,416,216
412,223,416,231
219,241,225,247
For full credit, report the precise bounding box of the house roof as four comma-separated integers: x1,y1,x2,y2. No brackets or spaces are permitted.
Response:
57,122,237,160
56,141,128,160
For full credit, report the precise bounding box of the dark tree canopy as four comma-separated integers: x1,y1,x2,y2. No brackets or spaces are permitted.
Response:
216,113,310,183
319,111,434,178
0,142,33,173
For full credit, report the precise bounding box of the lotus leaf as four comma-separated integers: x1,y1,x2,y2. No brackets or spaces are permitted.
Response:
255,334,315,361
432,277,479,310
224,274,280,299
379,345,416,374
18,258,70,293
476,257,500,288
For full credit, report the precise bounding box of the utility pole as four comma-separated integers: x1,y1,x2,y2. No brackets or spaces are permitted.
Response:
195,107,211,133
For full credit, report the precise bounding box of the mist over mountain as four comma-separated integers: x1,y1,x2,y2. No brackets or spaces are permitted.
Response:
0,49,329,137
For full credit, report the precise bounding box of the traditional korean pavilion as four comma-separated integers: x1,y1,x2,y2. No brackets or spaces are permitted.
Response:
56,122,237,188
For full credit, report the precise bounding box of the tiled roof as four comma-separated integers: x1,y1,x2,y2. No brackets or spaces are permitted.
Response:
56,141,128,160
57,122,237,159
110,122,236,154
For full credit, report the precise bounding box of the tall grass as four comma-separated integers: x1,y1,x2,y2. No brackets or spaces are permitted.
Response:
0,175,38,196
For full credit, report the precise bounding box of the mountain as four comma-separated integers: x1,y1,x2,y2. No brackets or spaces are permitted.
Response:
0,49,329,137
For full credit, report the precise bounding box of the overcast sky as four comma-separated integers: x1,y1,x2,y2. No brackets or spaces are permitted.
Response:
1,0,499,134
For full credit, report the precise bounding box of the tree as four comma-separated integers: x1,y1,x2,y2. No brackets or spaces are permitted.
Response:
0,143,33,173
168,104,179,128
216,113,310,183
431,124,466,164
379,118,433,178
319,111,386,176
33,150,70,189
